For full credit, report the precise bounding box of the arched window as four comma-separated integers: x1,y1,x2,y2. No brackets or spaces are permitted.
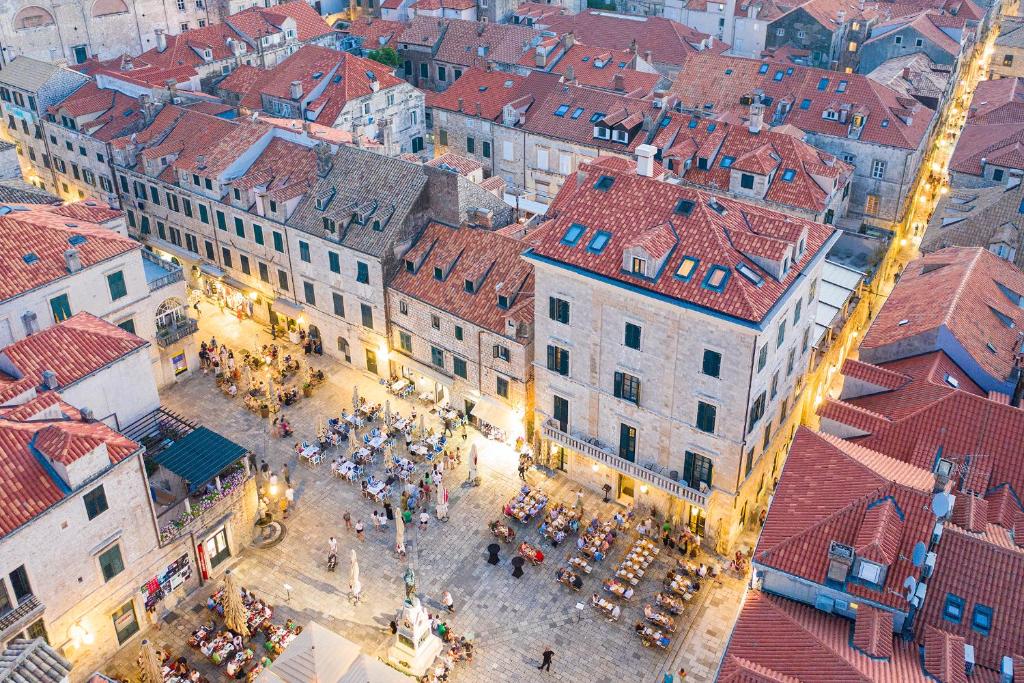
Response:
92,0,129,17
337,336,351,363
156,297,186,330
14,6,56,29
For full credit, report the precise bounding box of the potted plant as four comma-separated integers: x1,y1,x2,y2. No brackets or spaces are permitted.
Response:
302,382,313,398
259,402,270,419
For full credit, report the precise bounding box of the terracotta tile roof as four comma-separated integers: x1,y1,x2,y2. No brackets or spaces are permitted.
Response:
412,0,476,9
520,84,655,152
755,429,935,609
0,377,38,406
922,627,968,683
525,161,835,324
434,19,540,68
818,398,890,433
538,10,717,68
479,175,506,194
952,492,989,532
852,607,895,660
397,16,447,48
390,222,534,335
0,204,138,303
47,201,122,224
720,592,929,682
155,112,269,178
48,82,149,142
859,247,1024,386
229,136,318,201
511,1,566,22
217,64,265,109
1,313,148,388
305,51,405,125
522,43,662,95
425,68,562,121
426,152,483,176
670,53,933,151
966,77,1024,124
228,0,332,42
0,412,139,537
339,17,406,49
842,358,911,390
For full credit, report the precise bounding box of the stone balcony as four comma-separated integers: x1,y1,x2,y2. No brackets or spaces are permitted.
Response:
156,472,252,546
155,319,199,348
141,248,185,292
541,419,709,508
0,594,43,641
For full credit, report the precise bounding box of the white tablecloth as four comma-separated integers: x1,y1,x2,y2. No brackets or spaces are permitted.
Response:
368,435,386,449
391,379,410,392
300,445,320,459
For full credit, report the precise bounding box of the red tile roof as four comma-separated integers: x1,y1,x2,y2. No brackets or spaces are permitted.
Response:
670,53,933,151
538,10,719,68
521,84,655,153
922,627,968,683
229,136,318,202
966,77,1024,125
852,607,895,660
654,112,852,213
0,413,139,537
1,313,148,388
217,64,264,109
390,223,534,335
0,204,138,303
397,16,447,48
426,152,483,176
949,78,1024,175
228,0,332,42
525,160,835,324
720,592,930,682
522,43,662,95
425,68,562,121
339,17,406,49
48,82,150,142
859,247,1024,386
842,358,911,391
433,19,540,68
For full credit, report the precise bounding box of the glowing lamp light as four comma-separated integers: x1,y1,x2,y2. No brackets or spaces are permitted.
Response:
639,485,649,494
591,463,600,473
68,622,93,647
296,316,306,325
900,238,908,246
268,483,279,497
248,291,258,300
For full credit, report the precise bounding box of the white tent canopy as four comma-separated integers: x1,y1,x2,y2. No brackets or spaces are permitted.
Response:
255,621,409,683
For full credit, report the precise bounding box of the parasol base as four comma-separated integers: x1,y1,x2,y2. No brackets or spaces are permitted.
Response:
252,521,286,549
462,476,481,488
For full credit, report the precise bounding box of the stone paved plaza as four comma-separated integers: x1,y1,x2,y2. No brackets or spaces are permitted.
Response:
109,304,746,683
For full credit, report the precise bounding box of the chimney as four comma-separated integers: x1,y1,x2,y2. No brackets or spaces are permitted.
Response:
902,66,911,80
41,370,58,390
477,20,486,35
80,407,95,422
1012,353,1024,407
749,102,764,134
643,49,652,63
156,28,167,53
165,79,178,100
64,248,82,273
535,47,547,68
290,80,303,100
565,65,575,82
563,31,575,49
457,97,464,112
475,102,482,117
635,144,656,177
575,169,586,186
196,154,206,170
613,73,625,92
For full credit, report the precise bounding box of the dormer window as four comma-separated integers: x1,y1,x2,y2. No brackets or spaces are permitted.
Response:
853,558,885,588
797,237,805,255
851,113,865,128
323,217,336,233
697,157,709,170
631,256,647,276
434,266,444,280
405,259,415,272
497,294,509,309
464,279,475,293
611,129,628,143
594,126,610,140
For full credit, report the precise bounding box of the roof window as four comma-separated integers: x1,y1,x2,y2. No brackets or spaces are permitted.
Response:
703,265,730,292
817,77,830,91
897,319,910,326
707,123,717,132
554,104,570,117
589,112,605,123
773,70,784,81
594,175,615,191
944,374,959,388
674,198,695,216
781,169,796,181
561,223,586,246
571,107,584,119
881,119,890,128
758,63,769,74
800,98,811,110
68,234,87,245
736,262,764,286
720,156,735,168
312,71,323,79
587,230,611,253
688,117,699,129
837,80,848,93
996,282,1024,306
23,252,38,265
676,256,699,281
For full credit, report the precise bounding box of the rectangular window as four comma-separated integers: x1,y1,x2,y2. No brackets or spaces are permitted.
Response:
482,141,491,158
618,423,637,462
971,604,993,636
787,348,796,376
277,268,288,290
329,251,340,273
107,271,127,301
454,356,467,379
84,486,108,519
776,320,786,348
221,247,232,268
702,349,721,377
866,194,880,216
553,395,569,431
624,322,641,350
272,231,284,252
50,294,72,323
205,240,215,260
758,345,768,371
299,240,311,263
493,344,510,362
118,318,136,335
770,371,779,399
794,299,802,324
546,345,569,376
253,224,264,245
332,292,345,317
98,544,125,582
431,346,444,368
431,314,441,330
740,173,755,189
303,281,316,305
111,600,139,645
399,331,412,352
748,392,766,431
217,211,228,231
182,199,193,218
549,297,570,323
357,262,369,284
239,255,250,275
455,325,463,341
943,594,964,623
683,451,713,489
496,375,509,398
361,303,373,329
399,300,408,315
467,137,475,154
871,159,886,179
613,371,641,404
696,401,717,433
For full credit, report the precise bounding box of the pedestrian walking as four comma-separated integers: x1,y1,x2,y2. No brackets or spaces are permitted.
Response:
278,496,289,519
260,460,269,477
517,463,526,480
371,510,380,530
538,647,554,672
419,511,429,530
384,500,394,521
329,536,338,555
282,464,291,487
441,591,454,613
573,489,583,510
379,507,388,528
285,486,294,510
344,511,352,531
355,519,365,541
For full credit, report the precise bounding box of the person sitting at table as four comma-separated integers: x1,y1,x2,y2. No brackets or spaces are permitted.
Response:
591,593,601,606
594,549,606,562
200,640,215,658
572,573,583,590
556,567,567,583
503,503,514,517
553,529,566,546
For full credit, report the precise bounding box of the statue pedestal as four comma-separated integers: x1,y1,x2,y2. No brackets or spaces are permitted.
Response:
387,596,443,677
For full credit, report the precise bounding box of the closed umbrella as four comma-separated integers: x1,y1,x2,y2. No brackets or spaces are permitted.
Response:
436,483,449,520
139,639,163,683
222,570,250,637
349,549,361,600
468,444,478,482
395,509,406,553
353,385,360,411
419,413,426,439
385,400,392,427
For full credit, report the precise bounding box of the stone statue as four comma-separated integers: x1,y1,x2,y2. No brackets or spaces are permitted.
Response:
403,566,416,599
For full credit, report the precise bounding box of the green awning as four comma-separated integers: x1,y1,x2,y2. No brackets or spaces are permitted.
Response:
153,427,247,492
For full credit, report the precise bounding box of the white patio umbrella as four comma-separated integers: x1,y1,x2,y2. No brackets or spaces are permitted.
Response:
385,400,392,427
243,363,252,389
139,639,163,683
395,509,406,553
353,385,360,411
418,413,426,439
436,483,449,520
349,549,361,600
467,444,478,483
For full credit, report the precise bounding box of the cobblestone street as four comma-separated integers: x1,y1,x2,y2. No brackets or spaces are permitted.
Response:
110,304,746,683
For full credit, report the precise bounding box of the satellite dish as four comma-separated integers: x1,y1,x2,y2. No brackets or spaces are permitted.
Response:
903,576,918,602
931,492,950,517
912,541,927,567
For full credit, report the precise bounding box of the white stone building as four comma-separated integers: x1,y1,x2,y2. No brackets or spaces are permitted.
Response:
525,155,838,552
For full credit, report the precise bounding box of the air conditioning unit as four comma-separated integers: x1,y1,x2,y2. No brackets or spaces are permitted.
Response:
172,97,183,105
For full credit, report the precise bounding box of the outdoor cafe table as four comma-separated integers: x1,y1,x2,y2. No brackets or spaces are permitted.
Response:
344,413,363,427
419,392,434,403
368,435,387,450
334,460,357,479
299,444,322,467
391,378,410,393
366,480,387,501
409,443,429,458
394,418,410,431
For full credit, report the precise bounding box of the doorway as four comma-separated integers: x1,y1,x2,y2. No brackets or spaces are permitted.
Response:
366,349,378,375
688,506,707,537
617,474,635,502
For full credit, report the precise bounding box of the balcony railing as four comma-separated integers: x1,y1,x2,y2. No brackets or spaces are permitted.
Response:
141,249,185,291
0,594,43,640
542,420,709,508
157,472,252,546
155,318,199,347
